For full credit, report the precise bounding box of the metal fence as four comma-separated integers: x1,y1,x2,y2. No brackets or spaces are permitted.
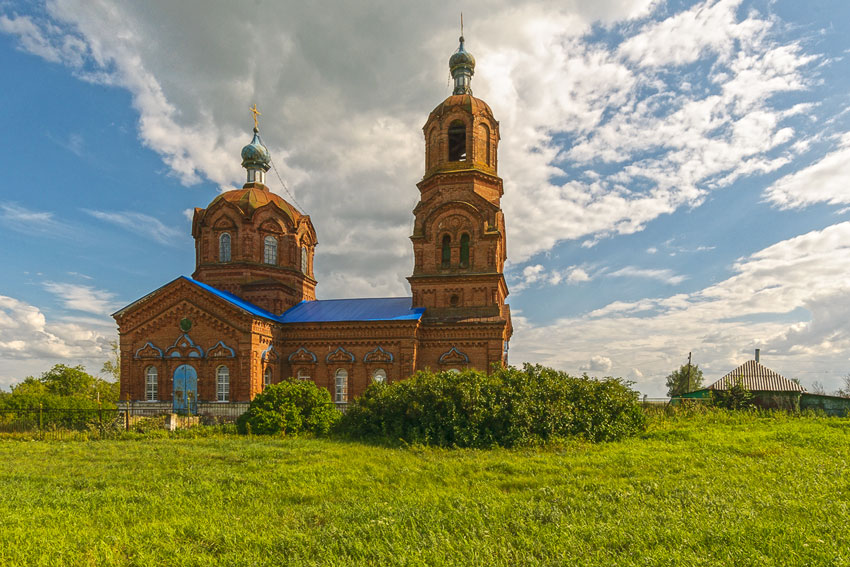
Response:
0,401,349,439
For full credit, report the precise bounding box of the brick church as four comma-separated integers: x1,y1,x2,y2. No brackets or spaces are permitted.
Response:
114,36,513,411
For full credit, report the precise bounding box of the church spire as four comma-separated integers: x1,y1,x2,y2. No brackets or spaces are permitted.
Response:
241,104,271,185
449,28,475,95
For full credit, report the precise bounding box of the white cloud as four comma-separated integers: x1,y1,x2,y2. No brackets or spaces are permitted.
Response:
511,263,594,292
580,355,613,373
510,222,850,395
83,209,185,246
0,202,71,237
0,294,111,389
764,135,850,210
42,281,119,315
607,266,688,285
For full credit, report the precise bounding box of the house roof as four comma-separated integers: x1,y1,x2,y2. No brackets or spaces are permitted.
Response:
114,276,424,324
279,297,424,323
708,360,803,392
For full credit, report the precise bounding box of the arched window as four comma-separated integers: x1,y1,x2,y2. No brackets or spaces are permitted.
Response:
448,120,467,161
301,246,308,275
297,369,310,381
216,365,230,402
335,369,348,403
264,236,278,264
441,235,451,268
460,233,470,268
219,232,231,263
372,368,387,384
263,367,272,390
145,366,158,401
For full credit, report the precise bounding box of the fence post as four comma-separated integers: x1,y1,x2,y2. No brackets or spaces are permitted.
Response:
125,393,131,432
39,403,43,431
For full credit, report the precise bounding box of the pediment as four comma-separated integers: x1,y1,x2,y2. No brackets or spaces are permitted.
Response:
207,341,236,358
288,347,317,364
261,344,279,362
439,346,469,365
364,346,394,364
134,342,163,359
326,346,355,364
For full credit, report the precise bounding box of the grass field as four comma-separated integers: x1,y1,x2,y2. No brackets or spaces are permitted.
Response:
1,411,848,566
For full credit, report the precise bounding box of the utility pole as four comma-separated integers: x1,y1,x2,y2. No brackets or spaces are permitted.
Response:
687,352,693,393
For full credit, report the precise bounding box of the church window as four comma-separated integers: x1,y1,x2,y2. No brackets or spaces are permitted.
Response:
216,365,230,402
448,120,466,161
297,369,310,381
264,236,277,265
335,369,348,403
263,367,272,389
145,366,158,401
301,246,308,275
441,235,451,268
450,294,459,307
460,233,470,267
219,232,231,262
372,368,387,384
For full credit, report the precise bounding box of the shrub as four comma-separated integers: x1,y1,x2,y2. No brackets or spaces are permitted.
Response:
237,379,339,436
338,364,646,447
712,379,755,410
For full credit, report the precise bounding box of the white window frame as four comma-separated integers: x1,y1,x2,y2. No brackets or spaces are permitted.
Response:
216,365,230,402
219,232,231,263
145,366,158,401
264,235,277,265
372,368,387,384
301,246,308,275
335,369,348,403
297,369,310,381
263,367,272,389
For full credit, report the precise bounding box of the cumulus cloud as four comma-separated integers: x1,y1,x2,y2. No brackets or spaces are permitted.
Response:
580,355,613,373
0,294,111,389
510,222,850,395
511,263,594,292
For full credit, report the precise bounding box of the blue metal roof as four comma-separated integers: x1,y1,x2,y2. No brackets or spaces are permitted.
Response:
182,277,423,323
182,276,282,320
280,297,424,323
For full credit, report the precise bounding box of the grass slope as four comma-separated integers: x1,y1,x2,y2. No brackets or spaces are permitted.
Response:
1,413,848,566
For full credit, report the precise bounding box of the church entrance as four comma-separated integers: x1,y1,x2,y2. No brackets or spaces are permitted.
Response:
173,364,198,414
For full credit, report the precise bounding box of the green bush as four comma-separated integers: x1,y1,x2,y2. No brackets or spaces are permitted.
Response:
237,379,340,436
712,379,755,410
338,364,646,447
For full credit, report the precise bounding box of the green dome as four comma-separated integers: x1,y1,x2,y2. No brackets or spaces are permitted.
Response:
241,128,271,171
449,37,475,73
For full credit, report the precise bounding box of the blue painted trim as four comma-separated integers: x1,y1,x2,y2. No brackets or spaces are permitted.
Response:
134,342,163,359
166,333,204,358
288,347,317,363
363,346,394,363
439,346,469,364
326,346,355,363
207,340,236,358
261,344,277,361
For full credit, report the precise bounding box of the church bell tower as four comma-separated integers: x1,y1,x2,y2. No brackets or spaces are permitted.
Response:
408,35,511,367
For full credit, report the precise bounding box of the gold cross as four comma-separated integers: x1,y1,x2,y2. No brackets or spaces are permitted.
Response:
250,103,261,130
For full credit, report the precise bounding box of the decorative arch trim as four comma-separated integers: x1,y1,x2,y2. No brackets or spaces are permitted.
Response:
165,333,204,359
135,342,163,359
261,344,279,362
364,346,394,363
288,347,317,364
439,346,469,365
207,340,236,358
326,346,355,364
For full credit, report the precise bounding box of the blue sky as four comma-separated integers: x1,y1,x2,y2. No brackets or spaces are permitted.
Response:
1,0,849,396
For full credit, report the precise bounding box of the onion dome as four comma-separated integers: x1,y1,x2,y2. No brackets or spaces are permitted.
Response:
241,127,271,173
449,36,475,95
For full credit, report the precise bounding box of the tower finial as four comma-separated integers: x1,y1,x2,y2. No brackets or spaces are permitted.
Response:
448,25,475,95
250,103,261,131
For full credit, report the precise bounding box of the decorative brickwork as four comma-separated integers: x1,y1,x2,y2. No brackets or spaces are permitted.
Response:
114,38,512,409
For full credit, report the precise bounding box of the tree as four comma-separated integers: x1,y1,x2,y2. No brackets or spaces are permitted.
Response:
101,339,120,382
9,364,118,403
836,374,850,398
810,381,826,395
712,378,754,410
665,363,704,397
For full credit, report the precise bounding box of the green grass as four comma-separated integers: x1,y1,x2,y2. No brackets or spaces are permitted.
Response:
1,412,849,566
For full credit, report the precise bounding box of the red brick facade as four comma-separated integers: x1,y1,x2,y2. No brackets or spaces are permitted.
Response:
114,44,512,407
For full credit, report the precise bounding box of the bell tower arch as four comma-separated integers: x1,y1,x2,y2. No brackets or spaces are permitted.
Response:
408,35,512,368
